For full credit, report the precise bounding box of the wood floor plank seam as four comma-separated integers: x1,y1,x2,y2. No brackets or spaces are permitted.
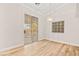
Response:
56,44,65,56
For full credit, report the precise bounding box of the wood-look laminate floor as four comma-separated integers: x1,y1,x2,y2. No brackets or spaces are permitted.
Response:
1,40,79,56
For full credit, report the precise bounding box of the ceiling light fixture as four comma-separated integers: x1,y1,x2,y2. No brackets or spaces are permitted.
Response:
35,3,40,6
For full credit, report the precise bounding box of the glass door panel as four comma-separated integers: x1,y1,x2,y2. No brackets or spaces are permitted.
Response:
24,14,38,45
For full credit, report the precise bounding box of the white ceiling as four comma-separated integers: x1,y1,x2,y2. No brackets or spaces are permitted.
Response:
24,3,66,15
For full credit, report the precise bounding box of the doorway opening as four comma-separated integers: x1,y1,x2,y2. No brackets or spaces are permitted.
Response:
24,14,38,45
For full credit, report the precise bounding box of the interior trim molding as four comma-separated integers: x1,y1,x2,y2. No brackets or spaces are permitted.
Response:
0,43,24,55
45,39,79,47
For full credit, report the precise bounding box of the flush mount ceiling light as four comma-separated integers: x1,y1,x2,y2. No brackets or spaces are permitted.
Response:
35,3,40,6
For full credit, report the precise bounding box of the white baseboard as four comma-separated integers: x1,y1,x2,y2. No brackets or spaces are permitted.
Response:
0,43,24,55
45,39,79,47
0,44,24,52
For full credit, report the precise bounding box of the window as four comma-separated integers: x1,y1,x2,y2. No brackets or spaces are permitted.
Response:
52,21,64,33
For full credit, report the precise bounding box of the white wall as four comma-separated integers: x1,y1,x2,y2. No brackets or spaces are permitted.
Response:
0,4,24,51
45,3,79,46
